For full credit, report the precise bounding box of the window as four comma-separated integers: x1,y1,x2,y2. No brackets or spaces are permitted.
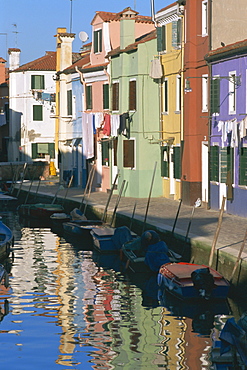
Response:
129,80,136,111
112,81,119,111
172,19,182,48
173,146,181,179
161,146,169,177
210,145,219,181
239,147,247,185
67,90,72,116
4,102,9,124
123,139,135,168
86,85,92,110
221,146,234,184
229,71,236,115
94,29,102,53
163,79,168,113
31,75,45,90
101,138,109,166
176,75,181,112
202,74,208,112
103,84,109,110
113,138,118,166
202,0,208,36
211,78,220,114
33,105,43,121
157,25,166,52
32,143,55,159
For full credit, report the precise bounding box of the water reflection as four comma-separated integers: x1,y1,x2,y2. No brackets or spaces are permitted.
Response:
0,212,244,369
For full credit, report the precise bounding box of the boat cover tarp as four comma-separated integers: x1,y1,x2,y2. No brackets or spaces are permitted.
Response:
219,317,247,365
111,226,133,250
145,241,170,272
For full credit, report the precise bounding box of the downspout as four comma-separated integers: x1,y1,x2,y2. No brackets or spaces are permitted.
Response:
207,0,213,210
150,0,156,25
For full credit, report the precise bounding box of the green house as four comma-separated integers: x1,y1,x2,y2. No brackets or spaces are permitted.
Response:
108,17,162,198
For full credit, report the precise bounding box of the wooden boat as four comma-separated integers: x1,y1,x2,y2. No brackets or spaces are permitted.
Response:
18,203,65,219
121,230,181,273
63,219,104,237
90,225,137,254
0,218,14,260
157,262,230,300
211,314,247,369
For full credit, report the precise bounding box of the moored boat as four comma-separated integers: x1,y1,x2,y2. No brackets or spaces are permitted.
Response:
121,230,181,273
90,225,136,254
158,262,230,300
0,218,14,260
18,203,65,219
210,313,247,369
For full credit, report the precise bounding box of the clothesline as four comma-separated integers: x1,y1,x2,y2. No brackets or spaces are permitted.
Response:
217,116,247,147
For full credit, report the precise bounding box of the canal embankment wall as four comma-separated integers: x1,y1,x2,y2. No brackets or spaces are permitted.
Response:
10,183,247,304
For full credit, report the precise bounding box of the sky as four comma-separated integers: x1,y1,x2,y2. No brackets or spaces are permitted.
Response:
0,0,171,67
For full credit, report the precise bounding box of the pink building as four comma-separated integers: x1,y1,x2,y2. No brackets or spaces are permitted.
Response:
79,8,155,192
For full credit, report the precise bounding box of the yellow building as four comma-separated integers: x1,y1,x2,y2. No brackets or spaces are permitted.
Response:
156,3,184,200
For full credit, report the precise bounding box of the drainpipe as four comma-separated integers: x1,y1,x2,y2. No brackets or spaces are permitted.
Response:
150,0,155,24
207,0,213,210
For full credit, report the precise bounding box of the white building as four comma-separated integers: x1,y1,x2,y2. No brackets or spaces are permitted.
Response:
8,49,57,168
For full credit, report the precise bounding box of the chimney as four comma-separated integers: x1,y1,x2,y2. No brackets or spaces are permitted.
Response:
8,48,21,71
120,8,137,49
56,28,75,71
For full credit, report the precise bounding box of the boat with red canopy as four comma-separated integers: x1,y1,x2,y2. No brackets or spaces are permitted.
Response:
157,262,230,300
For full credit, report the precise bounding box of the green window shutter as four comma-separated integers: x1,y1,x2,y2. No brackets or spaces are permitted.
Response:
31,75,44,89
172,21,178,48
99,29,102,52
157,26,166,52
32,143,38,159
161,146,169,177
33,105,43,121
227,147,234,183
4,103,9,123
48,143,55,159
177,19,182,46
220,147,227,183
173,146,181,179
94,29,102,53
211,78,220,114
103,84,109,110
67,90,72,116
101,138,109,166
210,145,219,181
239,147,247,185
86,85,92,110
93,31,97,53
157,27,162,52
220,146,234,183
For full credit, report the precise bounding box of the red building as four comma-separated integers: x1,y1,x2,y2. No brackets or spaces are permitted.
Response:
182,0,210,206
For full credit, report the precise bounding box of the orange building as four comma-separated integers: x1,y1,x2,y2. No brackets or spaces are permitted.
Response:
182,0,210,206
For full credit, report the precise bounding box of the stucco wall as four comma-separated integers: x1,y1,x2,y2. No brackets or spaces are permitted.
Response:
212,0,247,50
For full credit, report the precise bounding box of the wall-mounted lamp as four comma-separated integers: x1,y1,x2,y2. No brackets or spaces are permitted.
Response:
184,74,241,93
184,79,192,93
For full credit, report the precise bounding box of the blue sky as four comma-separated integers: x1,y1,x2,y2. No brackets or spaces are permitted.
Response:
0,0,171,67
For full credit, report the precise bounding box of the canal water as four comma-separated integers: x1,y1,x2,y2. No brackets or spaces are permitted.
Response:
0,211,244,370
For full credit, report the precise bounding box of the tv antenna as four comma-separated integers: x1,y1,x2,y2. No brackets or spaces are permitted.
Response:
69,0,75,33
12,23,19,47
